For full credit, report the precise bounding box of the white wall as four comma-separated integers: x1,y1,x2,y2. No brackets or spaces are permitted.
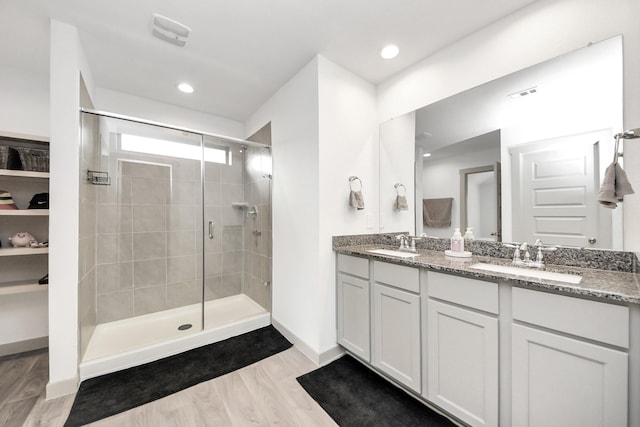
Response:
48,19,96,398
317,56,377,355
0,66,49,137
94,88,244,138
245,55,377,361
245,58,322,359
377,0,640,250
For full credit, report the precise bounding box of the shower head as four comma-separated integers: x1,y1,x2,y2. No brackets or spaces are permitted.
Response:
615,128,640,139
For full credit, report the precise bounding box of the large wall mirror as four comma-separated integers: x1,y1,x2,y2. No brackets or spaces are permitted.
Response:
379,35,624,249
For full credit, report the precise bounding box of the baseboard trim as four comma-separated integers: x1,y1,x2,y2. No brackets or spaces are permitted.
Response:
46,376,79,399
271,319,344,366
0,336,48,357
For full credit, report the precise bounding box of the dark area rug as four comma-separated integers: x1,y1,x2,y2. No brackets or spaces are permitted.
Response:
65,325,291,427
297,355,456,427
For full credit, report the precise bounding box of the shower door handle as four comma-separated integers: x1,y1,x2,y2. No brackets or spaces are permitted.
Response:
208,221,215,239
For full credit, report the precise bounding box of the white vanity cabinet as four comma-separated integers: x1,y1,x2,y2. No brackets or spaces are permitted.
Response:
425,271,499,427
372,260,421,393
511,287,629,427
336,254,371,361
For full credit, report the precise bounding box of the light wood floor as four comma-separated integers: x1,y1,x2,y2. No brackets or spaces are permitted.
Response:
4,347,338,427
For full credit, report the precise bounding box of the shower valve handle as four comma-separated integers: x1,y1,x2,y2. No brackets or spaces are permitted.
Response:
208,221,215,239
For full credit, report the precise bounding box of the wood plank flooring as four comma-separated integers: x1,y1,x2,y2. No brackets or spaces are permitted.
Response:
5,347,338,427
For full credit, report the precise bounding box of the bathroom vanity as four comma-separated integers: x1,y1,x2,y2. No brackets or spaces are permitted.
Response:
335,237,639,427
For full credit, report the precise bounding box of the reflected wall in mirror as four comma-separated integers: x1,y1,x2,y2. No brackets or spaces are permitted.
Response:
379,35,624,249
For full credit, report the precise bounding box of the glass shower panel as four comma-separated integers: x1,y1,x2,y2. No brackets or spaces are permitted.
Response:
203,137,272,328
84,113,204,358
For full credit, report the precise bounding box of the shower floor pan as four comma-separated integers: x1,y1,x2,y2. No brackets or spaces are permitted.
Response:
80,294,270,380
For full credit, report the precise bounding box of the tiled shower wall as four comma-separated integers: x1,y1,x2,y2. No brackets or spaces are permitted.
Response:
93,134,251,324
242,147,272,311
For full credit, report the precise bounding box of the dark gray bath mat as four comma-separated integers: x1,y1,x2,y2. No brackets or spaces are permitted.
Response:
297,355,456,426
65,325,291,426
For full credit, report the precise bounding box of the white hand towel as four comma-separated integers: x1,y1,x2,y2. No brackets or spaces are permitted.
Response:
598,162,635,209
349,190,365,210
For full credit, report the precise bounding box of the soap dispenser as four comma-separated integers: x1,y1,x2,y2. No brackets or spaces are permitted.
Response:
451,228,464,253
463,227,475,241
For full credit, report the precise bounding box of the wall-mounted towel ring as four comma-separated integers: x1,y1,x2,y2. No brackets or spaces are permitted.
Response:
394,183,406,196
349,176,362,191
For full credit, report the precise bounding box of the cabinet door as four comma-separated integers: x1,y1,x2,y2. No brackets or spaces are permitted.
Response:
427,299,498,427
512,323,628,427
372,283,421,392
337,273,370,361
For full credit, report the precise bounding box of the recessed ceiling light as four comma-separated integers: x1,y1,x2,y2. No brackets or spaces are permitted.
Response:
380,44,399,59
423,153,432,158
178,83,194,93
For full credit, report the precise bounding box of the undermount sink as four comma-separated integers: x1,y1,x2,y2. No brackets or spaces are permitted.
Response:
367,249,420,258
469,263,582,284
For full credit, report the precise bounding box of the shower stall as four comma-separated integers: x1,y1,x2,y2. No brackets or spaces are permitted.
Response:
77,110,272,379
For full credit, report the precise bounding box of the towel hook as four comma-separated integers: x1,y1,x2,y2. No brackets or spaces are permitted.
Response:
394,183,406,196
349,176,362,191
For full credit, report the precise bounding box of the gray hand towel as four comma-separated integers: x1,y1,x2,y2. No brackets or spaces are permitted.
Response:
395,195,408,211
423,198,453,227
598,162,635,209
349,190,365,210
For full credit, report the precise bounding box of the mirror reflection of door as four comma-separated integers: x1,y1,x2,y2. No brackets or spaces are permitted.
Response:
460,164,502,241
510,129,611,248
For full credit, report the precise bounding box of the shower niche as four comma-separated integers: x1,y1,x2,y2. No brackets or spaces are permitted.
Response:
78,111,272,378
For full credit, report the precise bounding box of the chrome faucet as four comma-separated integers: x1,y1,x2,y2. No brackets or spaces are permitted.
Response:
504,240,556,268
396,234,421,252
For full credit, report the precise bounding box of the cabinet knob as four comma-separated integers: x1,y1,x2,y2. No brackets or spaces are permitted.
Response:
588,237,597,244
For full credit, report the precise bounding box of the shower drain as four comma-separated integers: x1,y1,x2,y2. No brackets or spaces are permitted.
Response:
178,324,193,331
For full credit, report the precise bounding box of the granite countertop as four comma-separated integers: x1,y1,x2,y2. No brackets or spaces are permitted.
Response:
336,244,640,305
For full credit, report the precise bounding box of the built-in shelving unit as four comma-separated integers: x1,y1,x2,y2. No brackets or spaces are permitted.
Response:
0,169,49,179
0,210,48,216
0,132,49,296
0,281,47,296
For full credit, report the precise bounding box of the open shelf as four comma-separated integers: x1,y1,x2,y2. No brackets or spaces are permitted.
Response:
0,209,48,216
0,247,48,257
0,169,49,179
0,280,48,296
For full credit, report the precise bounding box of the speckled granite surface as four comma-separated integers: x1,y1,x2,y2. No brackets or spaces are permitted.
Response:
333,240,640,305
333,234,638,273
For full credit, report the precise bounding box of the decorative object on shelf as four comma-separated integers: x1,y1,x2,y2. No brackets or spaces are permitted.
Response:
27,192,49,209
29,240,48,248
349,176,365,210
9,232,36,247
38,274,48,285
0,190,18,210
87,170,111,185
394,183,408,211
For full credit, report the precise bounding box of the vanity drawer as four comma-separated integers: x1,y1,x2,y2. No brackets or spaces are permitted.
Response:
338,254,369,279
428,271,499,314
373,261,419,293
512,287,629,348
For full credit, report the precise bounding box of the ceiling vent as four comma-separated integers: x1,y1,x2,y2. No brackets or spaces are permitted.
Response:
508,86,538,99
151,14,190,47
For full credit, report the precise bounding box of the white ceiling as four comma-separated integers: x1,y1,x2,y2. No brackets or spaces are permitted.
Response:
1,0,539,122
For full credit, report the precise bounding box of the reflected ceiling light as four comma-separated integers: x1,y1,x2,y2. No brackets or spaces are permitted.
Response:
380,44,399,59
423,153,432,158
178,82,194,93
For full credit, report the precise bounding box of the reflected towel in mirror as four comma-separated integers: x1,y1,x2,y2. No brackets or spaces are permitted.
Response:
349,190,365,210
597,162,635,209
423,197,453,227
395,195,408,211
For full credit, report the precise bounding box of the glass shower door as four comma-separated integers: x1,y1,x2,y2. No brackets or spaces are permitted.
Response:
82,112,205,360
202,136,272,329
